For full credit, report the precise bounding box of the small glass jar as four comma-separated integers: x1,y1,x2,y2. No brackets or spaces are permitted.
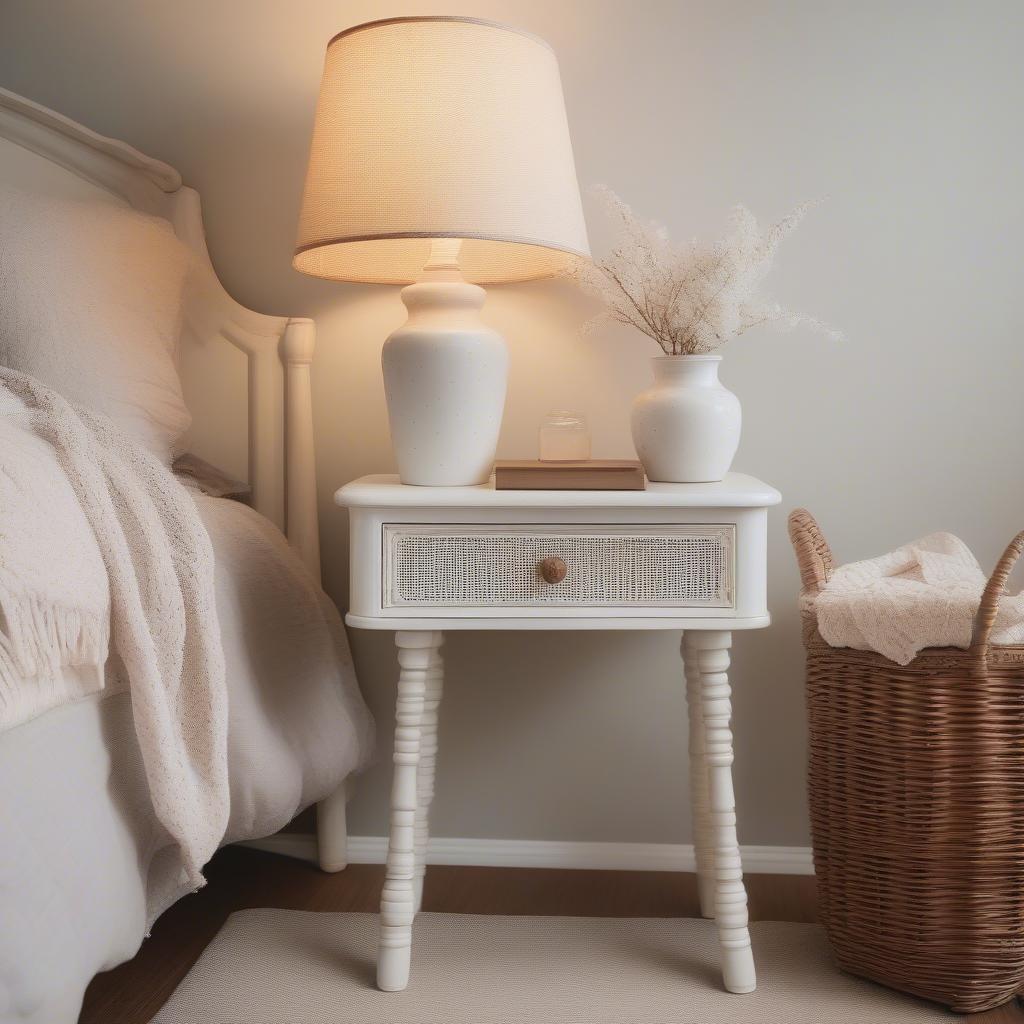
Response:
538,411,591,462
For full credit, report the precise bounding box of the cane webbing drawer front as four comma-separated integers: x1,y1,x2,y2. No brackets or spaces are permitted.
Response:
382,524,735,609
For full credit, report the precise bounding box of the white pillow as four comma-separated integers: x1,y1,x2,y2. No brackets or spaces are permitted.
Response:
0,181,191,461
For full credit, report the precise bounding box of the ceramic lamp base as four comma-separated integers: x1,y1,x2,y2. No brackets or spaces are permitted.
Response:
382,249,507,487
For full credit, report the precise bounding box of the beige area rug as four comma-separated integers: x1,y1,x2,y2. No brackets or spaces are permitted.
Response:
152,911,961,1023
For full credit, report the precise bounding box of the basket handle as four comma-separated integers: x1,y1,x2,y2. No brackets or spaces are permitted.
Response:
970,530,1024,667
788,508,835,594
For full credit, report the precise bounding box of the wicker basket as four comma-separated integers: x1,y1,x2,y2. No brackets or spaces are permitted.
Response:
788,508,1024,1013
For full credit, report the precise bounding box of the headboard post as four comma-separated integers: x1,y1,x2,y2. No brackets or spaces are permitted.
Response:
282,318,321,578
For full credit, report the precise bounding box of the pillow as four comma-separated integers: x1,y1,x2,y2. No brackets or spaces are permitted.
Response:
0,181,191,461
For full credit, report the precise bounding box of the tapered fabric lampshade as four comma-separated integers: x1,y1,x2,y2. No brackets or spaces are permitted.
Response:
293,16,590,284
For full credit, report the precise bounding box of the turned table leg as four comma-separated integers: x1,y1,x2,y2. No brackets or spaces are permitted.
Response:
378,630,443,992
682,633,716,919
413,640,444,913
691,630,756,994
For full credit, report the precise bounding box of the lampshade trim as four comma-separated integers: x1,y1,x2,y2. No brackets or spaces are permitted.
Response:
293,231,589,284
295,230,588,259
327,15,554,52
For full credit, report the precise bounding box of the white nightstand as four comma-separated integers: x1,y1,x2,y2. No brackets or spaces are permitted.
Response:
336,472,781,995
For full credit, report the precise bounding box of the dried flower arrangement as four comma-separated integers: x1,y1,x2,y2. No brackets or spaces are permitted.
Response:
573,187,840,355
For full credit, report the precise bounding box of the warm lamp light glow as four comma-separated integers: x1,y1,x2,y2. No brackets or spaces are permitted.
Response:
293,16,590,284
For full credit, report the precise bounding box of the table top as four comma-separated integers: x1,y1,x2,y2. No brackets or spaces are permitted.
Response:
336,473,781,510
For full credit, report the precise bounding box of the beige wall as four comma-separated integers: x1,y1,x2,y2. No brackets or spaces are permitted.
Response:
3,0,1022,847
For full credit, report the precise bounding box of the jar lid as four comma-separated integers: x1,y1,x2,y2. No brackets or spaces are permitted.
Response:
543,410,586,426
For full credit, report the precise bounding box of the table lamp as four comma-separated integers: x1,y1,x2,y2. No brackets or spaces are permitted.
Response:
293,16,590,486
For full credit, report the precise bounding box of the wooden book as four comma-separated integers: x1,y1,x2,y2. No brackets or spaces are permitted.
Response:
494,460,646,491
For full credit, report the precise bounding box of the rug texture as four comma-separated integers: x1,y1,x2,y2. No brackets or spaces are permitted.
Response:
151,910,961,1023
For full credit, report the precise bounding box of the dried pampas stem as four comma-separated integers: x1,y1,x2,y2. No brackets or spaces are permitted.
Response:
571,187,840,355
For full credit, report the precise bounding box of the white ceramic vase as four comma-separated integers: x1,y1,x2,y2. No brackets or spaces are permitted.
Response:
630,354,741,483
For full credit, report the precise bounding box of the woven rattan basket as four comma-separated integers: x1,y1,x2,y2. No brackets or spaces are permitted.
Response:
788,508,1024,1013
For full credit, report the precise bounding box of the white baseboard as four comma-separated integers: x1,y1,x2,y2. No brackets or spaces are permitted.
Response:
239,834,814,876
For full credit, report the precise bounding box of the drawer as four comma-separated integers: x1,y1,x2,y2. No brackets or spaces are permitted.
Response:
382,524,735,609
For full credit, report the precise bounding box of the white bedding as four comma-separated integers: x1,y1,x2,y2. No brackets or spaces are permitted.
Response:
0,494,375,1024
1,368,233,916
0,89,375,1024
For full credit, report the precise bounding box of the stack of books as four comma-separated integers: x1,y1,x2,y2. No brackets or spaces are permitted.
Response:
494,460,646,491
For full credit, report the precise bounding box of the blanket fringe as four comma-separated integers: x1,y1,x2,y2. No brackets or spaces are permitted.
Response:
0,592,109,727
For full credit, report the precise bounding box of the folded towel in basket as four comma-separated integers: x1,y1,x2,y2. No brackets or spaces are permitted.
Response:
811,532,1024,665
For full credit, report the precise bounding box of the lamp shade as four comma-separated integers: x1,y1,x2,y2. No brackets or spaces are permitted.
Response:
293,16,590,284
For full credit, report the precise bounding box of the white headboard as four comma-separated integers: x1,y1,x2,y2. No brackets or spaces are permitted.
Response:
0,87,320,575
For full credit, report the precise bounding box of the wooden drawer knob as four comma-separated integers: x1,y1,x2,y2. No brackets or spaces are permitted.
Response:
538,556,568,585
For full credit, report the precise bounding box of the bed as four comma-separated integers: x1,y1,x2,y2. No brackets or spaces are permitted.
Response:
0,88,374,1024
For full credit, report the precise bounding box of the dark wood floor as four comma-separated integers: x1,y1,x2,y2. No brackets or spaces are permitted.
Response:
81,846,1023,1023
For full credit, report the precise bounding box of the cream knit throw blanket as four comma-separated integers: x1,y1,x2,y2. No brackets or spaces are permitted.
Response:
813,531,1024,665
0,368,227,893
